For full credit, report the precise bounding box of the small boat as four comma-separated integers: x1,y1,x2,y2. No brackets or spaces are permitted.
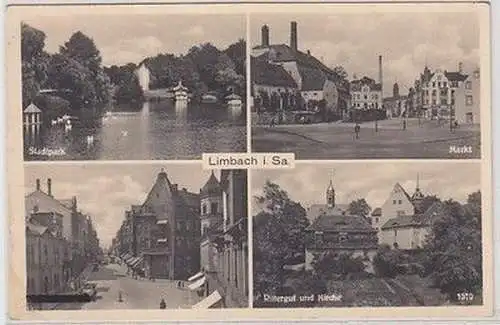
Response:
201,93,218,104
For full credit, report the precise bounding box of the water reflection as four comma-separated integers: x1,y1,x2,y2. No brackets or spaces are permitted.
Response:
24,100,246,160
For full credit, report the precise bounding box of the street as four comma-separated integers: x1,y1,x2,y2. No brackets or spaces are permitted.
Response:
251,118,481,159
52,263,200,310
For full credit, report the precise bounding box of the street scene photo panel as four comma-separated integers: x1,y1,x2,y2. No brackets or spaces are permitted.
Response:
24,164,248,309
252,162,483,308
21,13,247,161
250,12,482,159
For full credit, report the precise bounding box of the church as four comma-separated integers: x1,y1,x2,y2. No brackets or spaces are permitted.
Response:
304,177,378,272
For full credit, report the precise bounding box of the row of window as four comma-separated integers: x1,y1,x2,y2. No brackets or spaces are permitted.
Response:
424,95,473,106
352,93,379,100
425,80,472,89
202,202,219,215
352,102,380,109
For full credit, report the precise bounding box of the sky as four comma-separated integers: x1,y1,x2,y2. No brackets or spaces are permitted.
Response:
251,162,481,218
24,163,216,248
251,12,480,97
22,14,246,67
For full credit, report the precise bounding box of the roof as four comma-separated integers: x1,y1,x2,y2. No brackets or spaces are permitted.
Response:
350,77,382,92
298,65,326,91
371,208,382,217
201,172,222,196
307,203,349,220
251,55,297,88
26,221,49,236
24,103,42,113
178,190,200,208
307,213,375,233
393,182,414,204
25,190,72,221
444,71,468,82
381,201,447,230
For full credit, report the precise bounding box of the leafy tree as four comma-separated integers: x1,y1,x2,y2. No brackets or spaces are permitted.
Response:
312,252,366,280
348,198,371,218
418,195,441,213
424,193,482,301
21,23,50,107
332,65,348,80
373,244,408,278
253,181,310,296
224,39,246,76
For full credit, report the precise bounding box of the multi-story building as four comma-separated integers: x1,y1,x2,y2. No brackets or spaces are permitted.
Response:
25,178,101,292
372,176,447,250
304,178,379,272
251,22,350,119
193,170,248,308
116,169,201,280
416,63,480,123
350,76,383,111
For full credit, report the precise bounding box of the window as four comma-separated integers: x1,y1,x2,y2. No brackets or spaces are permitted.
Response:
364,95,368,100
432,99,436,105
441,99,447,105
432,90,437,96
375,217,379,223
202,204,207,214
443,82,447,88
398,200,402,204
438,82,441,88
465,81,472,89
397,210,405,216
211,202,218,214
432,82,436,87
393,200,396,204
466,96,473,105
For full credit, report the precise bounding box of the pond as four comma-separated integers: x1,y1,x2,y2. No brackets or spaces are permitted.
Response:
24,100,247,160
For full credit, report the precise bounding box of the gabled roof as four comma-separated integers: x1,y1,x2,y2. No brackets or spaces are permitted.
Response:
201,172,222,196
393,182,414,204
178,190,200,208
251,55,297,88
307,203,349,221
444,71,468,82
350,77,382,92
24,103,42,113
25,190,72,220
298,65,326,91
307,213,375,233
381,201,446,230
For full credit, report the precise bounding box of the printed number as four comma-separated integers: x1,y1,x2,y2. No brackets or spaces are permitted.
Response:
457,292,474,302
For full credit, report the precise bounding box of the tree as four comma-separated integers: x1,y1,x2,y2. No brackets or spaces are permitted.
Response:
419,195,441,213
224,39,246,76
253,181,310,296
21,23,49,107
332,65,348,80
312,252,366,280
424,194,482,301
348,198,371,218
373,244,408,278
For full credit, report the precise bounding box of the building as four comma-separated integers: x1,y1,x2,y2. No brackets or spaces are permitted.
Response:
115,169,201,280
193,170,248,308
25,179,100,289
350,76,383,111
26,215,70,295
372,176,447,250
383,82,410,119
23,103,42,127
251,22,350,119
416,63,480,123
135,61,151,92
25,179,100,296
304,178,378,272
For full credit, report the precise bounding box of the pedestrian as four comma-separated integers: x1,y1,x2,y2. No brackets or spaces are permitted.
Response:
354,123,360,140
160,298,166,309
403,120,407,130
269,116,275,128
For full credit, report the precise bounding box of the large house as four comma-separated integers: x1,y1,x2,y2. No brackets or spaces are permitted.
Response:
373,177,447,250
251,22,350,119
25,179,101,297
416,63,480,124
194,170,248,308
304,178,378,272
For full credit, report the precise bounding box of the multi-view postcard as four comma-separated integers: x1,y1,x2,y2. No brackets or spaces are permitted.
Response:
5,1,493,323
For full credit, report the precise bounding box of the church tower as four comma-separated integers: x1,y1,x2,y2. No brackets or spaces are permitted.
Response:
411,173,425,213
326,178,335,208
200,171,223,237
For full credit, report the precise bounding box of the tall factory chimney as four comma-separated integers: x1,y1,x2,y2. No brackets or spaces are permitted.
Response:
379,55,383,95
261,25,269,47
290,21,298,51
36,179,40,191
47,178,52,197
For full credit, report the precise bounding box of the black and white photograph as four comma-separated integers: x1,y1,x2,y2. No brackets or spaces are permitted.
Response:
252,163,483,308
250,12,482,159
21,13,247,161
24,164,248,309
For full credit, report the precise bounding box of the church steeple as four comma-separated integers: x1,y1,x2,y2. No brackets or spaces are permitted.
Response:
326,172,335,208
411,173,425,213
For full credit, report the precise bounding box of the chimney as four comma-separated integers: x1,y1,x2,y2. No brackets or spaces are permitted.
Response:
261,25,269,47
307,50,311,55
458,62,463,73
47,178,52,197
290,21,298,51
36,179,40,191
378,55,383,95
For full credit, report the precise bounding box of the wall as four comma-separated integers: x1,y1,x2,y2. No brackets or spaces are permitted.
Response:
376,185,415,235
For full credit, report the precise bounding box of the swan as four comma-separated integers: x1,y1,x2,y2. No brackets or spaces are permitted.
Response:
57,117,64,124
65,124,72,131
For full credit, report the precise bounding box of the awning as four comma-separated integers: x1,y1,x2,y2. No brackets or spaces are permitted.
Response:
188,272,204,282
192,290,222,309
131,257,143,268
188,276,206,290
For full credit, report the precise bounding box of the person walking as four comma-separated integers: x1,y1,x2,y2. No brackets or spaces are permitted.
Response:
160,298,166,309
354,123,361,140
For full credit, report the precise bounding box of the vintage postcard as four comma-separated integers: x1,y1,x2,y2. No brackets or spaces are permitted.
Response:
250,9,486,159
6,1,493,323
17,8,247,161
